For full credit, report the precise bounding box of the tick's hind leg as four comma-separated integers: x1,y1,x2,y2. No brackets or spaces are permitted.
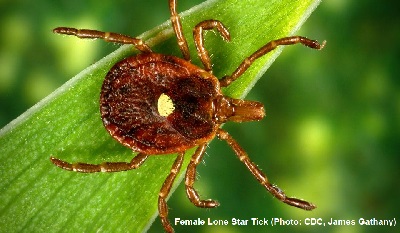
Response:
53,27,152,53
216,129,316,210
50,153,148,173
185,143,219,208
158,152,185,233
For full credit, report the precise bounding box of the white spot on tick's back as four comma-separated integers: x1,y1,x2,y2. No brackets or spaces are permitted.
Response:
158,93,175,117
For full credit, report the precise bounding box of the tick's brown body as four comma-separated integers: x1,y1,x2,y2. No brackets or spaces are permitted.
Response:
101,53,264,154
51,0,325,232
101,53,220,154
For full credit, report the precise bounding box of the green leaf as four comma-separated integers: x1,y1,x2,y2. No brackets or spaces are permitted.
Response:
0,0,322,232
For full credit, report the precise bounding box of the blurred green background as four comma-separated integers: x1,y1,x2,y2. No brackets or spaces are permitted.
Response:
0,0,398,233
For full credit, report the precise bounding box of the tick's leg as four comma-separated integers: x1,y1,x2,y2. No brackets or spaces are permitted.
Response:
193,20,230,72
50,153,149,173
169,0,190,61
185,143,220,208
219,36,326,87
53,27,152,53
158,152,184,233
216,129,316,210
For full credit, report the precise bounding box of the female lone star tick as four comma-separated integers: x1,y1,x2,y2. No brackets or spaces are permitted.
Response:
51,0,325,232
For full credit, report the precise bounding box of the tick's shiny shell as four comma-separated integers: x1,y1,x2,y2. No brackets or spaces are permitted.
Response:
100,53,220,154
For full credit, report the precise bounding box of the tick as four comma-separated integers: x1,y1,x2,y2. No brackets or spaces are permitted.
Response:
50,0,325,232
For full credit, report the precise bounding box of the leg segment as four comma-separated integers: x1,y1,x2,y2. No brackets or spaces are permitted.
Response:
50,153,149,173
53,27,152,53
193,20,231,72
219,36,326,87
158,152,185,233
185,143,219,208
216,129,316,210
169,0,190,61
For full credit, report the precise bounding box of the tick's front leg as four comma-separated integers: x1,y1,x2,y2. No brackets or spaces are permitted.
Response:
216,128,316,210
219,36,325,87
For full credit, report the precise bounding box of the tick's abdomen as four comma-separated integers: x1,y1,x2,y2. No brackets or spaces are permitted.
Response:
100,53,220,154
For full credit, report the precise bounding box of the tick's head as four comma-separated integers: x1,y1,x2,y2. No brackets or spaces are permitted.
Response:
213,95,265,124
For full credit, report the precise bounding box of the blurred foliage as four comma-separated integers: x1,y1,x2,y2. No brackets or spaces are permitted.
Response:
0,0,399,233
